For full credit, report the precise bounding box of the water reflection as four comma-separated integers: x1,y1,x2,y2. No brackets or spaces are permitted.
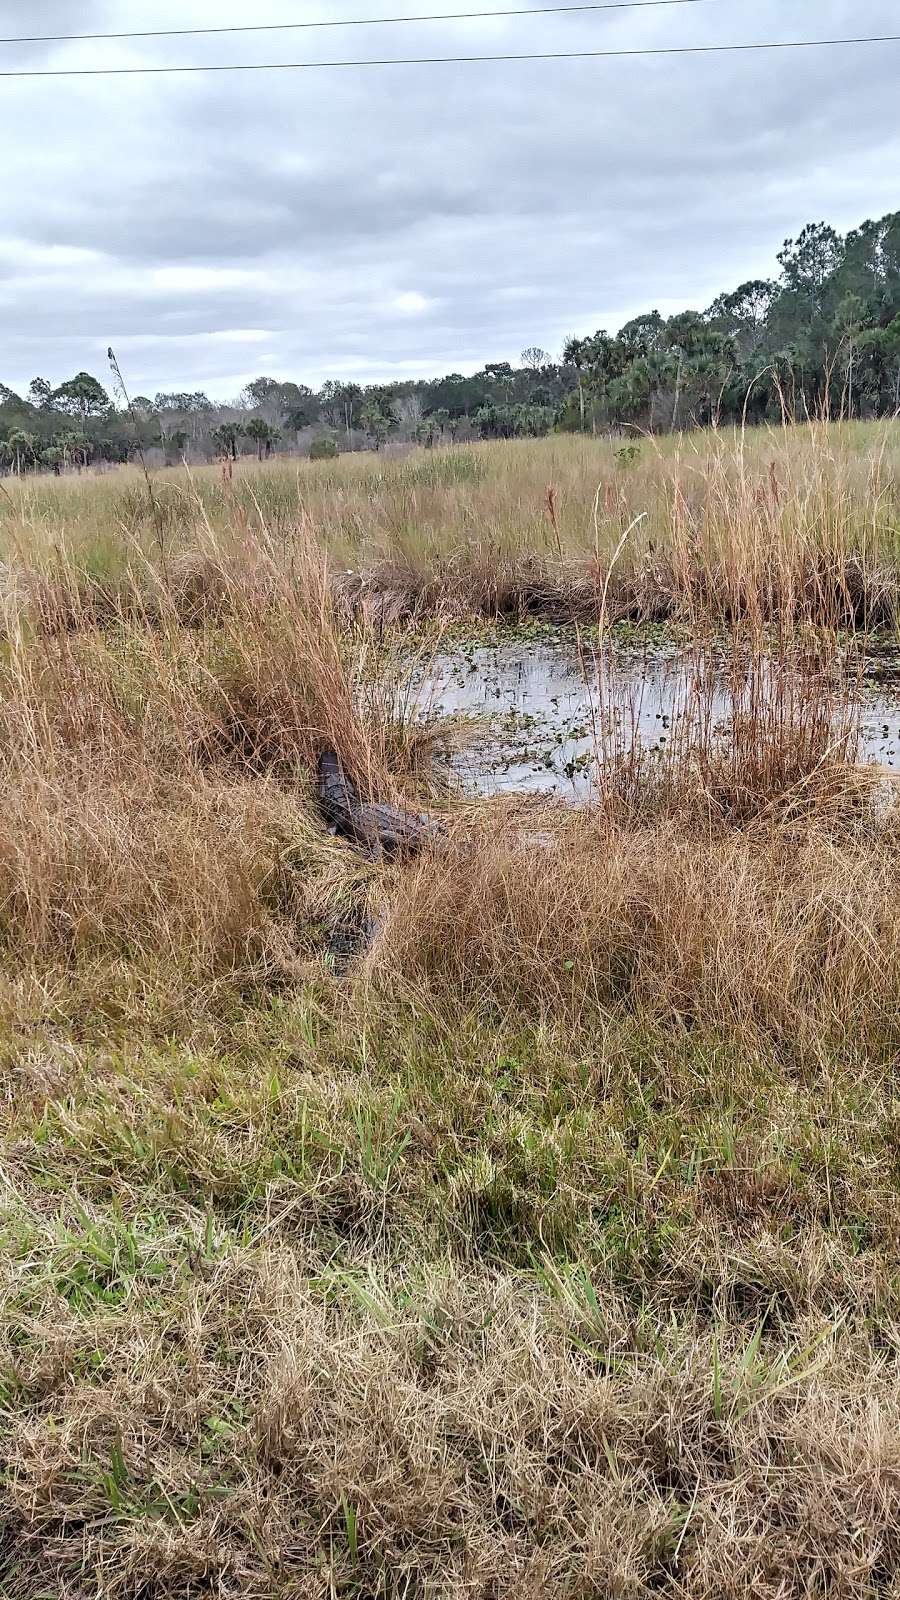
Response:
418,638,900,799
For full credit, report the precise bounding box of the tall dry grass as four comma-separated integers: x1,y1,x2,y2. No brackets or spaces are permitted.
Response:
1,420,899,628
376,791,899,1058
0,456,886,1028
0,524,439,986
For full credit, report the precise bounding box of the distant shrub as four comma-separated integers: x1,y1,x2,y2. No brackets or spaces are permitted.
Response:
309,436,339,461
615,443,641,467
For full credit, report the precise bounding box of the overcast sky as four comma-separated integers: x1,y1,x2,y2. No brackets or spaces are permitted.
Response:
1,0,898,399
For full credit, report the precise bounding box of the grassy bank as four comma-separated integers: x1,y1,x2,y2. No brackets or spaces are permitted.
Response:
2,428,900,1596
5,792,900,1597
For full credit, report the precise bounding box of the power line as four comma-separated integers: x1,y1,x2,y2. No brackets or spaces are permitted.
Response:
0,1,745,48
0,33,896,77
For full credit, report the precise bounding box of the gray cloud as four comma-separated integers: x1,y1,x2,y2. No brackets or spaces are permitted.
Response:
2,0,898,395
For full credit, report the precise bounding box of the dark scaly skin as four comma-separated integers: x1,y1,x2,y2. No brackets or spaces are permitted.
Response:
317,752,443,857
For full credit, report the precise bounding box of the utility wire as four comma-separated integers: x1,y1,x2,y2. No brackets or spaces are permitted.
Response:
0,1,754,47
0,33,896,77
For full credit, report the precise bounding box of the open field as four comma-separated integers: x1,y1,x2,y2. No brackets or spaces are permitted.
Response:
3,421,900,628
3,424,900,1597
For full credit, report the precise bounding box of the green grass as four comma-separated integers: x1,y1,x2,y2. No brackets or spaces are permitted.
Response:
5,983,900,1596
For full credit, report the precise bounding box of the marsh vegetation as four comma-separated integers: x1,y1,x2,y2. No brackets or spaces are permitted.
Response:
2,424,900,1598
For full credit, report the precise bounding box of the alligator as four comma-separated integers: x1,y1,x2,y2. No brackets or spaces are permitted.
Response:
322,904,387,975
317,751,445,859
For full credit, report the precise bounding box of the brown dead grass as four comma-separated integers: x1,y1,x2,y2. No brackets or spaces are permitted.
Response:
5,1242,900,1599
375,793,899,1056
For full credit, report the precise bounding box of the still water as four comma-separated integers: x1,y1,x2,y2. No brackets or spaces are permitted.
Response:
417,635,900,800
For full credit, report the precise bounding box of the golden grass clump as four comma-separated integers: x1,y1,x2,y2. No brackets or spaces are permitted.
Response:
0,525,428,983
375,794,899,1055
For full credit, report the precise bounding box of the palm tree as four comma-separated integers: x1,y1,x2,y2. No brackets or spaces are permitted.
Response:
563,337,588,431
54,430,86,469
243,417,279,460
6,428,37,474
211,423,239,461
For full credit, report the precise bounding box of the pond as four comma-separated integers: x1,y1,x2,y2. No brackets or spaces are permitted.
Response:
418,634,900,800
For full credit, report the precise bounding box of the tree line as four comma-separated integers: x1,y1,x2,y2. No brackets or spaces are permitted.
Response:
2,210,898,472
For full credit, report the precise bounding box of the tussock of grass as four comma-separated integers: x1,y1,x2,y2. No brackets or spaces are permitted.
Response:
375,799,899,1054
